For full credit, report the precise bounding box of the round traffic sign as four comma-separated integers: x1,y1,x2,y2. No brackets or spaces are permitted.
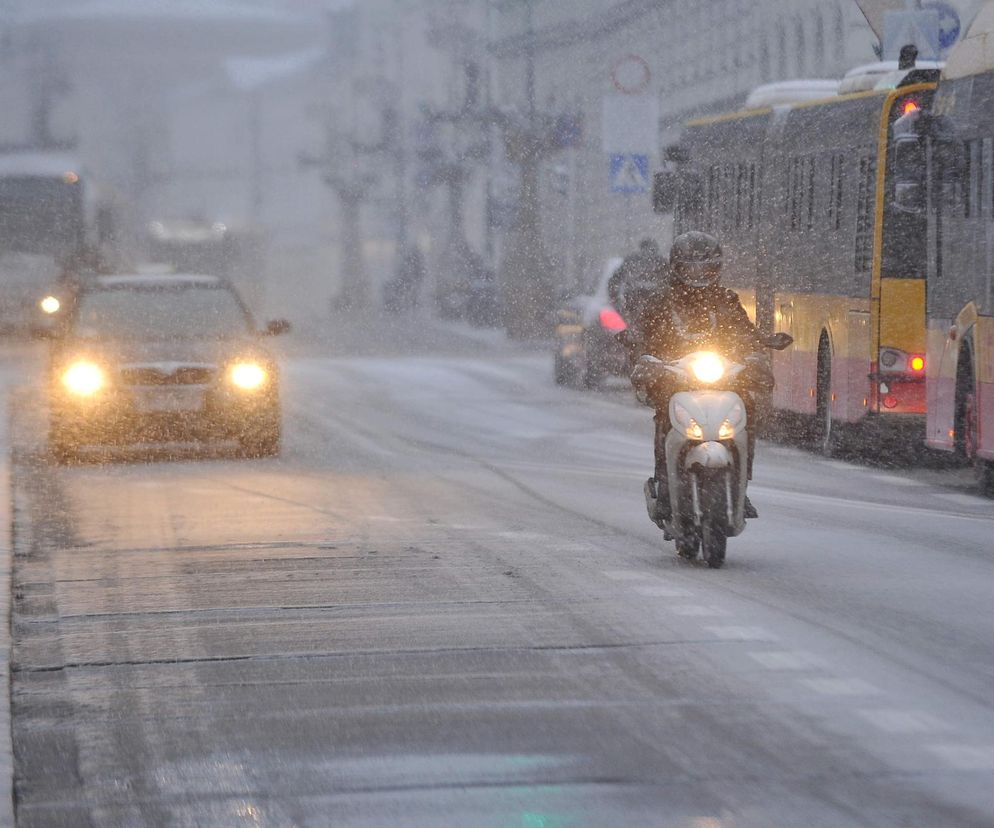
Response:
611,54,651,95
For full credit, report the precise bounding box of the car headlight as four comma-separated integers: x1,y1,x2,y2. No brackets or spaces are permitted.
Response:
690,352,725,384
61,361,105,396
229,362,268,391
686,419,704,440
718,419,736,440
40,295,61,315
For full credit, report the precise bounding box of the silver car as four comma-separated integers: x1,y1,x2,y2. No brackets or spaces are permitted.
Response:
47,274,289,460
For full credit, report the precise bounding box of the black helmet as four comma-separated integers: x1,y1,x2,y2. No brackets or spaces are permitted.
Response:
669,231,722,289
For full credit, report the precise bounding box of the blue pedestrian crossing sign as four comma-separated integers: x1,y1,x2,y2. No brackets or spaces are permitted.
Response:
610,153,650,194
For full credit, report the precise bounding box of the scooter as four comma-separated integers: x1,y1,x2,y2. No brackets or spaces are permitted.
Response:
637,336,791,568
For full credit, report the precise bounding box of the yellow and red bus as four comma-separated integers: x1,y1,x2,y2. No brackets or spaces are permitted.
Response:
668,70,938,453
904,7,994,493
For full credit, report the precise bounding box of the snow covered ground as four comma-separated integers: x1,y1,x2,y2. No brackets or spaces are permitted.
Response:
6,330,994,825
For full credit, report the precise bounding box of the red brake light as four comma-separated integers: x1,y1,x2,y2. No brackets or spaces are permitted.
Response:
909,355,925,373
901,99,920,116
599,307,627,332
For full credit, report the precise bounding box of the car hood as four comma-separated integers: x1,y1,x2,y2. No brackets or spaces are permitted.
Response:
55,337,273,368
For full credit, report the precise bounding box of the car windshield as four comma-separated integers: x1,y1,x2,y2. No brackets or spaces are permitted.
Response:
72,284,251,340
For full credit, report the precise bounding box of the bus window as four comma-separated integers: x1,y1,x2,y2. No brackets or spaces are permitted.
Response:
929,130,964,212
892,137,926,213
884,123,928,278
855,156,876,273
677,169,704,229
827,154,841,229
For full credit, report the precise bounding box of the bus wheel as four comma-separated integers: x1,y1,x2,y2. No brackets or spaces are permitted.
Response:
813,335,835,456
963,388,994,497
978,459,994,498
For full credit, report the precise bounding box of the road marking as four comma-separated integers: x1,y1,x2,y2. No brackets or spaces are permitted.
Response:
633,584,693,598
747,651,822,671
856,709,947,734
498,531,552,541
823,460,863,473
602,569,651,581
705,626,777,642
927,745,994,770
868,474,923,487
669,604,728,617
935,493,987,507
800,678,881,696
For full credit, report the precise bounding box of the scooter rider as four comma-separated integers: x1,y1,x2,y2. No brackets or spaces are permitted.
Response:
632,231,774,522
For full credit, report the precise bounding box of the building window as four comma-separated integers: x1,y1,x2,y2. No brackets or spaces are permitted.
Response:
795,18,806,76
777,21,787,77
835,7,846,63
815,12,826,67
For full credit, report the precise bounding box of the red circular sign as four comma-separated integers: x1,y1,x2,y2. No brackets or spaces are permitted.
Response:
611,54,651,95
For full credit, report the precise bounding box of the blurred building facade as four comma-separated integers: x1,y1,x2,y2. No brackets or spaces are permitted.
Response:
0,0,328,320
0,0,927,326
489,0,879,295
317,0,883,319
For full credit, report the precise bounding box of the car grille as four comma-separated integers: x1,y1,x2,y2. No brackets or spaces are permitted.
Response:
120,366,215,386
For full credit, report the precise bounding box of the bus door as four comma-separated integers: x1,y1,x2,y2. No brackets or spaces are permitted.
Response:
876,89,935,417
772,296,795,411
920,109,965,448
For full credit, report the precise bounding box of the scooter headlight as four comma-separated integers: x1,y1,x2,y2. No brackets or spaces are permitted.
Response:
690,352,725,384
686,419,704,440
718,419,736,440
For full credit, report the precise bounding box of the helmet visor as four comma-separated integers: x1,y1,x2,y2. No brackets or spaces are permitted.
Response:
675,261,721,289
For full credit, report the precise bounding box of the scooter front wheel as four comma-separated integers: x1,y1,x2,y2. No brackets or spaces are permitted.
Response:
701,517,726,568
675,535,699,560
698,479,728,568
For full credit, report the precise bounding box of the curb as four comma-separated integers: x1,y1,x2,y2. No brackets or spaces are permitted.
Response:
0,395,14,827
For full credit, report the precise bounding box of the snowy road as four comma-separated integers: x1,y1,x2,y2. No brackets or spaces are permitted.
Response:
7,330,994,827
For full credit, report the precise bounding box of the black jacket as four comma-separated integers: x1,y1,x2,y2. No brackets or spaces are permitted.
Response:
635,284,765,362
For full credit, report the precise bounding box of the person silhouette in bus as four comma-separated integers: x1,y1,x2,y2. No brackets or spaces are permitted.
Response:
608,238,668,324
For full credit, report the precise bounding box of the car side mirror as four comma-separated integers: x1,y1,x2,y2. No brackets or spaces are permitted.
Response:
265,319,291,336
769,332,793,351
